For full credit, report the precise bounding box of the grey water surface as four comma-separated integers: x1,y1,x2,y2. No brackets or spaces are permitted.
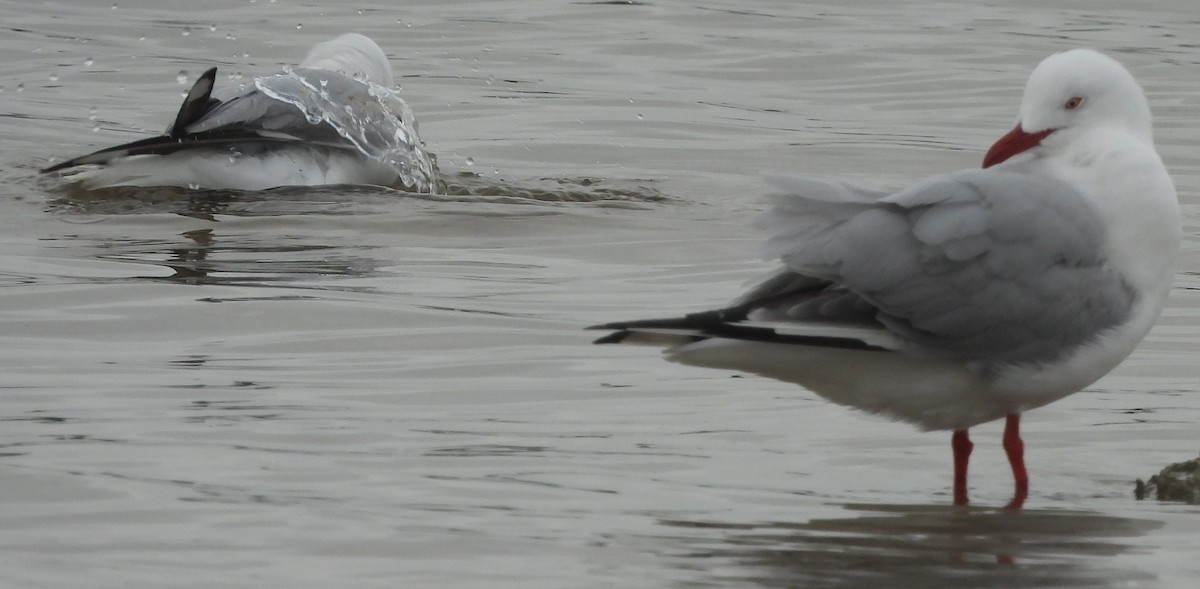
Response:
2,1,1199,587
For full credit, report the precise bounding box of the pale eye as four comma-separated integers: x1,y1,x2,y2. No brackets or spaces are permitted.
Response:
1063,96,1084,110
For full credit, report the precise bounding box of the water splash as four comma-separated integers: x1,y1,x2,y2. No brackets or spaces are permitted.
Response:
254,69,439,193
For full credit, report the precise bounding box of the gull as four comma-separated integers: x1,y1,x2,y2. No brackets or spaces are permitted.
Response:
590,49,1181,509
41,33,436,192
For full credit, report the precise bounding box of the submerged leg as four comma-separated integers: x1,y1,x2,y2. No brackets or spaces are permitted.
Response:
952,429,973,506
1003,413,1028,510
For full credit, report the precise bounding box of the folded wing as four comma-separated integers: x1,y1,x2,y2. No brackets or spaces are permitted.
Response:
596,166,1136,371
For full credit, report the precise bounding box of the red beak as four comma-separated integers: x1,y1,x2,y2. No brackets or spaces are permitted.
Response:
982,125,1054,168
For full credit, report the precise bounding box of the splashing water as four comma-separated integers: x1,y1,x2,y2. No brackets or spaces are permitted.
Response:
255,69,439,193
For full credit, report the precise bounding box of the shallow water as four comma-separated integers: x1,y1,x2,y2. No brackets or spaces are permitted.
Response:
2,1,1199,587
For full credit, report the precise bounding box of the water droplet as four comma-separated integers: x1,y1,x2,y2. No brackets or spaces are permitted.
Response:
636,113,644,120
138,36,146,42
464,157,475,166
225,33,236,41
209,24,217,32
110,2,117,8
16,83,24,92
84,57,95,67
48,73,59,82
92,124,100,132
181,27,191,36
176,71,188,84
187,182,200,190
296,23,302,30
88,106,97,120
227,149,242,163
319,79,328,87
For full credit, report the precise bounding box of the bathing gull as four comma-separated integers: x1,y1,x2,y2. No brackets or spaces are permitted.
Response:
590,49,1181,509
41,33,436,192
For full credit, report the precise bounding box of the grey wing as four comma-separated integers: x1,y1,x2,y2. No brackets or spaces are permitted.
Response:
198,68,418,160
183,70,353,147
758,169,1135,367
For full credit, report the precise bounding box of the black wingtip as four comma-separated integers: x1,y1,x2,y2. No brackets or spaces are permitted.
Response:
585,310,888,352
170,66,218,138
585,310,737,343
40,159,73,174
43,67,221,174
585,321,627,344
591,330,631,345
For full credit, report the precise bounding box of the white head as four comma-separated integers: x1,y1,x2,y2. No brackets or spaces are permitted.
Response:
983,49,1152,167
299,33,395,87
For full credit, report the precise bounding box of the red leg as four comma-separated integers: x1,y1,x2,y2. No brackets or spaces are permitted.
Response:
1003,413,1028,510
952,429,973,506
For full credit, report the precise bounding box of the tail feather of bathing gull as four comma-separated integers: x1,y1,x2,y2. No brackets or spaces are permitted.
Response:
40,33,438,193
590,49,1181,509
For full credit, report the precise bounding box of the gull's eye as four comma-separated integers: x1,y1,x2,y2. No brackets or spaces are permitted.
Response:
1064,96,1084,110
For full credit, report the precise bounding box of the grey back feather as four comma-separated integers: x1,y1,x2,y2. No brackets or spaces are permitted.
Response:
756,168,1134,367
182,69,357,146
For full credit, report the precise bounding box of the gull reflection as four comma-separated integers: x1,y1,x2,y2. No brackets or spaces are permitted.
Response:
661,503,1162,588
65,225,381,291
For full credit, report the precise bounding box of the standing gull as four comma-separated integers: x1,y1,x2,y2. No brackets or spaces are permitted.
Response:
590,49,1181,509
41,33,437,192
